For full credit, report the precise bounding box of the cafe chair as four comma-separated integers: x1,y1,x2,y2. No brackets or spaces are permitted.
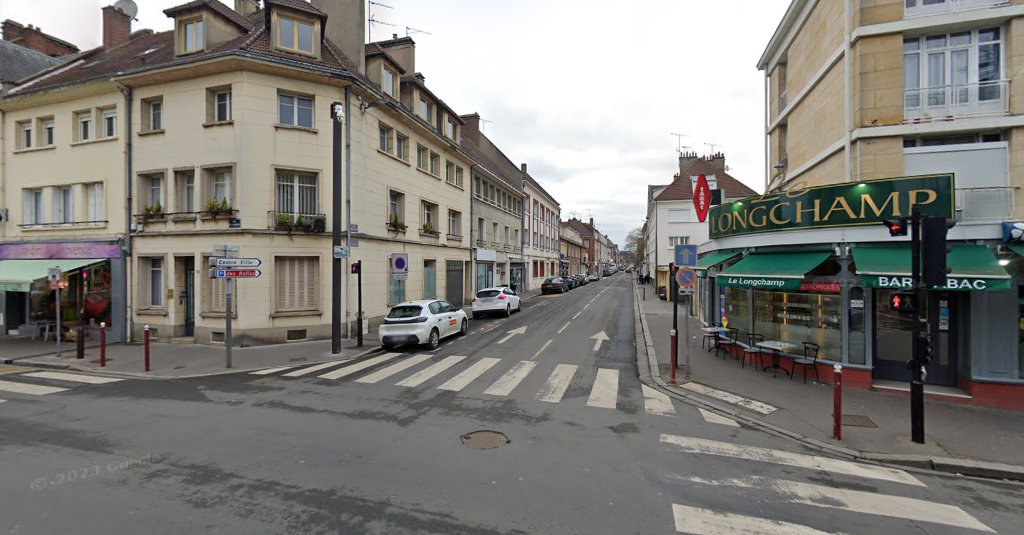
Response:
791,342,821,384
716,328,740,359
742,333,766,369
702,323,722,352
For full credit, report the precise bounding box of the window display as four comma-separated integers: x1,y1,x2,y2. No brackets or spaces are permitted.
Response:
753,290,841,360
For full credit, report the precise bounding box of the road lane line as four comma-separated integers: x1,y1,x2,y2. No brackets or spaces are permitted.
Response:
586,368,619,409
483,360,537,396
0,380,68,396
530,340,553,360
250,365,297,375
673,475,992,532
536,364,577,403
697,408,739,427
661,434,924,487
641,384,675,416
282,361,350,378
438,358,500,391
22,372,122,384
318,353,400,380
0,399,7,404
672,503,839,535
572,311,582,320
582,303,590,310
679,382,777,415
355,354,432,384
557,322,570,334
395,356,467,387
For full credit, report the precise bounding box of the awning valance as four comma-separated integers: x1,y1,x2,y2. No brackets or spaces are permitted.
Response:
695,251,741,278
0,259,98,292
853,245,1011,291
717,251,832,291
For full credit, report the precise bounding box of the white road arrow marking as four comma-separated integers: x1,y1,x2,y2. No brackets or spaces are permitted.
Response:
496,326,527,344
590,330,610,352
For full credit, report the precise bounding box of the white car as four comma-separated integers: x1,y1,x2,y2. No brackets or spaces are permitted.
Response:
471,287,521,318
379,299,468,350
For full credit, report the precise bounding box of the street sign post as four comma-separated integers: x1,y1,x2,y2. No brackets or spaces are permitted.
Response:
207,250,260,369
50,268,62,357
674,244,698,267
333,246,348,259
212,244,239,258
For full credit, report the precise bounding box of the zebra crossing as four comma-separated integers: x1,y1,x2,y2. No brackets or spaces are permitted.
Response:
249,354,739,421
0,370,123,403
663,433,995,534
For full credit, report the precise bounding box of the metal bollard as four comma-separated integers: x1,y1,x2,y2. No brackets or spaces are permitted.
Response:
143,325,151,372
833,364,843,440
99,322,106,367
669,329,678,384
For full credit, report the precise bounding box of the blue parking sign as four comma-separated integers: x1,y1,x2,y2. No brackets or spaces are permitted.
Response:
674,245,698,267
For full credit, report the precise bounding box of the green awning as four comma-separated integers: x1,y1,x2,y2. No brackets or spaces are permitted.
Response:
1009,245,1024,258
695,251,741,278
853,245,1011,291
717,251,833,291
0,259,97,292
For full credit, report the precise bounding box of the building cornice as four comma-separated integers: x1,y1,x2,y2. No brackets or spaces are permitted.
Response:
759,0,817,72
851,4,1024,42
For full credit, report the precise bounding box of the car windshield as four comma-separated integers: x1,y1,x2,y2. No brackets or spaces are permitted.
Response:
543,278,557,284
387,306,422,319
476,290,501,298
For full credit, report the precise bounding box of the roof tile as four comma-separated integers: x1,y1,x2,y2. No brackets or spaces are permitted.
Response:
654,158,758,202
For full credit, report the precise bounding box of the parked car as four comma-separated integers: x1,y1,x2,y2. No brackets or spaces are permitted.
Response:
566,276,578,290
379,299,468,350
572,274,586,287
471,287,521,318
587,273,600,282
541,277,569,294
625,267,632,273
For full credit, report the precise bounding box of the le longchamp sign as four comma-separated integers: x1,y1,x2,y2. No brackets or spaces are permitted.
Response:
708,174,954,239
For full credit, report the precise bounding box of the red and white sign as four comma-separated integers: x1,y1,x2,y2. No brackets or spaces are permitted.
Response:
800,280,842,294
693,174,712,222
222,269,261,278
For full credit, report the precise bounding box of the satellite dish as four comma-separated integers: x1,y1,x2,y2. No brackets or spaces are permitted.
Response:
113,0,138,19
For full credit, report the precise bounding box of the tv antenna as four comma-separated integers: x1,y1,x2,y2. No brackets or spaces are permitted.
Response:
406,26,432,37
671,132,689,156
368,1,395,42
480,118,493,133
705,142,721,153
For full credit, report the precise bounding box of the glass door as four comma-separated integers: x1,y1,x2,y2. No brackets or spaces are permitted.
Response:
873,289,959,385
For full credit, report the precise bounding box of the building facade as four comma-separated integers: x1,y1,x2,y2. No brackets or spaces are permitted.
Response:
695,0,1024,409
523,171,560,289
559,222,583,276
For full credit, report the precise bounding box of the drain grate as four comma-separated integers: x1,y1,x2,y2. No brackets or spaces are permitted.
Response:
842,414,878,428
460,430,510,450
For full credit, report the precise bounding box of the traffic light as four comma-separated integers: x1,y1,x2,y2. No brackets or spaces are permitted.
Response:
918,331,936,365
81,271,88,281
922,216,954,288
883,218,909,236
350,261,361,274
889,291,916,313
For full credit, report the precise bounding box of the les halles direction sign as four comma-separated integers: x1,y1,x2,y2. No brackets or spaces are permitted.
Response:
709,174,954,239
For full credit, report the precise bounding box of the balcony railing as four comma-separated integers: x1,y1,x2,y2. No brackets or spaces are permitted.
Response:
956,186,1017,222
904,80,1009,122
905,0,1008,19
268,211,326,233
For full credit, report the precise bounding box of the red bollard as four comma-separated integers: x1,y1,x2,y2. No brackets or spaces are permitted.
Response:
669,329,678,384
833,364,843,440
99,322,106,367
143,325,151,372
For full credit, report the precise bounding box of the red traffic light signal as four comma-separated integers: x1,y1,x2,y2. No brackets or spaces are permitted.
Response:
81,271,88,280
883,218,909,237
889,291,916,313
350,261,361,274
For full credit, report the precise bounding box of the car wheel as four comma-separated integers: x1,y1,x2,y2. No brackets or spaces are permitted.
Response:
505,304,511,317
382,344,394,351
516,301,522,312
426,329,440,349
459,319,468,336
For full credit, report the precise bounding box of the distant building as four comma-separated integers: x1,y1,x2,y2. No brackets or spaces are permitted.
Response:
2,20,80,58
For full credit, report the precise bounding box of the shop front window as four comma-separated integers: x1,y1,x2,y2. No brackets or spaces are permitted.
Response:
723,286,751,336
476,263,493,291
849,287,867,365
754,290,841,360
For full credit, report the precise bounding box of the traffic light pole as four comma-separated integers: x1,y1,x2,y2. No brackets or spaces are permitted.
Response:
356,260,363,348
910,207,925,444
670,264,678,384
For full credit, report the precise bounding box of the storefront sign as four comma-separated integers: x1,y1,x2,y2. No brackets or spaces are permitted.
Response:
719,275,801,291
862,274,1011,291
800,280,841,294
0,241,121,260
709,174,953,239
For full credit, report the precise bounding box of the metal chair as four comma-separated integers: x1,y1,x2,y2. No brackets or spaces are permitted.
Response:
716,328,740,359
702,323,721,352
741,333,766,369
790,342,821,383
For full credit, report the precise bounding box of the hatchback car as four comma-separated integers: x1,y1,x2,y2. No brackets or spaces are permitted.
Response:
587,273,600,282
379,299,468,350
471,287,521,317
541,277,569,294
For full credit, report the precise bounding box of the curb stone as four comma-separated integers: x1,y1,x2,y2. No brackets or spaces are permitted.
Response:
630,281,1024,482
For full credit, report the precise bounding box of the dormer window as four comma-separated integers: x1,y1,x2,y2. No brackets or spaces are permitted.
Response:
419,97,433,124
382,66,397,98
445,116,457,140
179,18,204,54
278,16,314,55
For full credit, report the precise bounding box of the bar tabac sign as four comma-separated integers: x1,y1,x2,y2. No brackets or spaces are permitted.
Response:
709,174,954,239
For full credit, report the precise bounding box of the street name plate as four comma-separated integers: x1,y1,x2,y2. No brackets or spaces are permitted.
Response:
213,257,261,268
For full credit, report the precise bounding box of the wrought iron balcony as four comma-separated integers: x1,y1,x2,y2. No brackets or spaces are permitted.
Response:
905,0,1009,19
268,211,326,233
904,80,1009,122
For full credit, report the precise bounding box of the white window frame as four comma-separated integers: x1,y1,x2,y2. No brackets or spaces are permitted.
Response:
52,186,73,224
378,123,393,153
416,144,428,170
382,65,397,97
23,188,44,225
396,132,409,161
278,93,314,128
448,209,461,236
149,100,163,131
903,28,1005,116
388,190,405,224
42,118,55,146
215,90,232,122
76,111,92,142
18,121,32,149
144,257,165,309
429,152,440,176
87,183,104,222
101,108,117,138
275,170,318,219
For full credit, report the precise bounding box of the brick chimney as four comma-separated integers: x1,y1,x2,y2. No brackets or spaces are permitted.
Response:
310,0,365,73
102,5,131,49
589,218,594,228
2,20,24,42
709,152,726,172
677,150,699,175
234,0,259,17
460,113,480,144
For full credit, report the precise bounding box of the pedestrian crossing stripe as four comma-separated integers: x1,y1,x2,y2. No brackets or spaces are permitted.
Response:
282,360,349,378
697,408,738,427
482,360,536,396
22,371,123,385
250,365,297,375
586,368,619,409
536,364,576,403
318,353,400,380
437,358,500,391
672,503,838,535
0,379,68,396
356,354,432,384
395,356,466,387
641,384,675,416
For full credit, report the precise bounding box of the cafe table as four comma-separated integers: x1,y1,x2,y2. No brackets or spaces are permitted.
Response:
756,340,797,377
701,326,729,353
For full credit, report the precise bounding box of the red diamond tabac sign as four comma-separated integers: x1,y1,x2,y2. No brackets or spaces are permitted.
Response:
694,174,712,222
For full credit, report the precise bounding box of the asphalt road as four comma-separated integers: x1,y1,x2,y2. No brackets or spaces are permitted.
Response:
1,273,1022,534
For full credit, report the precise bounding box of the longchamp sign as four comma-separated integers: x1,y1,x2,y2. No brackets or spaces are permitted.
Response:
709,174,954,239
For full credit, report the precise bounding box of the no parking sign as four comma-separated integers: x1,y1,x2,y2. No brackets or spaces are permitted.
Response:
391,253,409,279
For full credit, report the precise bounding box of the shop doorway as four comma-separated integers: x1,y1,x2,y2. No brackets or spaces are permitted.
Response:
181,258,195,337
873,289,960,386
446,260,464,306
510,264,524,292
4,291,27,333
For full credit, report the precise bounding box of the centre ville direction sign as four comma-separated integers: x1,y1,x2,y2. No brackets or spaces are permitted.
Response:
708,174,954,239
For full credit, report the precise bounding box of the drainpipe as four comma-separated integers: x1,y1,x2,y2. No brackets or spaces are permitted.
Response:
844,0,853,182
764,73,770,192
121,86,133,342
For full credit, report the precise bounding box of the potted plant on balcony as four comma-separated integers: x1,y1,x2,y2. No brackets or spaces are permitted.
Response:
421,222,439,236
387,213,406,232
141,202,164,222
204,198,233,218
275,213,294,231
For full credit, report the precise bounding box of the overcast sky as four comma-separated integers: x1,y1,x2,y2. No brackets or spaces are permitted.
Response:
0,0,790,246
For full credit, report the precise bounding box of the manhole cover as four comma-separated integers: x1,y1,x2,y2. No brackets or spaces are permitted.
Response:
460,430,510,450
842,414,878,428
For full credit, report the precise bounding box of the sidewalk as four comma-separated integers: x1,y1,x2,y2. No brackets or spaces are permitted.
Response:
1,336,379,379
634,280,1024,479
